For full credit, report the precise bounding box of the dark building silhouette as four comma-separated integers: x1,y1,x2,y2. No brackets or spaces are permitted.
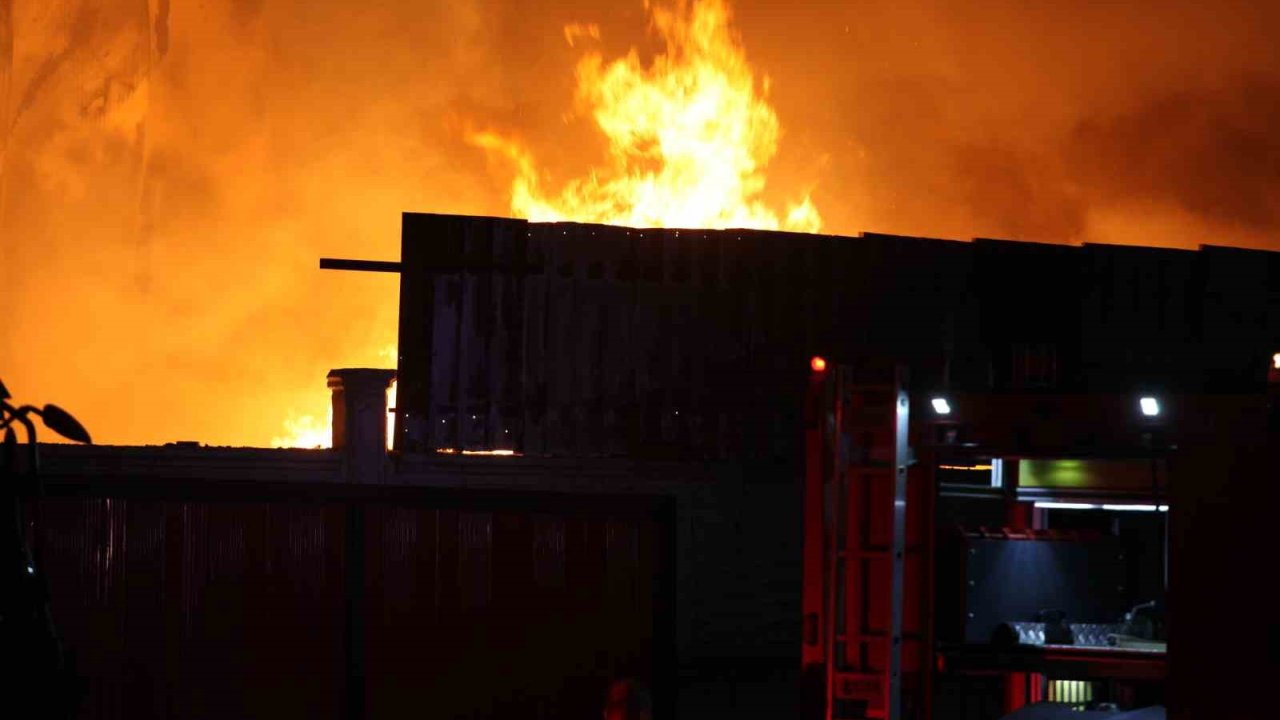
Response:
392,214,1280,460
23,213,1280,720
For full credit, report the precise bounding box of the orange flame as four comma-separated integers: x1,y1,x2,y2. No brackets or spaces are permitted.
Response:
470,0,821,232
275,0,820,451
272,345,397,450
271,409,332,450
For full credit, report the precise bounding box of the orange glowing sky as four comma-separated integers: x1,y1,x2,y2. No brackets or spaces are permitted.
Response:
3,0,1280,446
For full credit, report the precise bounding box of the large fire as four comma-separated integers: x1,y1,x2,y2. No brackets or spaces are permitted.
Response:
469,0,821,232
15,1,1260,451
271,0,818,449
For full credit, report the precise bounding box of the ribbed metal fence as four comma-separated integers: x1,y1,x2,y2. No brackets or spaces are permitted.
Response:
28,487,667,720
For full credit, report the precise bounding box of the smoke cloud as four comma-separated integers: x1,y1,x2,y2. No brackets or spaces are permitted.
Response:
3,0,1278,445
734,0,1280,248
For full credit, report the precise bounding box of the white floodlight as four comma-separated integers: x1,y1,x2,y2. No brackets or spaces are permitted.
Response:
1139,397,1160,417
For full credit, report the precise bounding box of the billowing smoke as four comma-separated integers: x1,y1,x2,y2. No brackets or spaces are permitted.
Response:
2,0,512,445
3,0,1278,445
743,0,1280,248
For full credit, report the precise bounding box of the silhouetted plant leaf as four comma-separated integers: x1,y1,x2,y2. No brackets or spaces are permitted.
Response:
41,404,91,444
2,426,15,467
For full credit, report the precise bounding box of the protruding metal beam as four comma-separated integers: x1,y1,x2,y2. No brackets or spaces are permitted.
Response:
319,258,402,273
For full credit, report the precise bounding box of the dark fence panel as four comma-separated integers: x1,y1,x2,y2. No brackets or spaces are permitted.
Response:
362,501,658,720
363,504,660,717
29,484,668,720
33,497,347,720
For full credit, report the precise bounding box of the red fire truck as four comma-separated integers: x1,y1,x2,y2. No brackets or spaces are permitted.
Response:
801,359,1277,720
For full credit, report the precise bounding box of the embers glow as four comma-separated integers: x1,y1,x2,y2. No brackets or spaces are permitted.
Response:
469,0,821,232
273,347,398,451
271,409,332,450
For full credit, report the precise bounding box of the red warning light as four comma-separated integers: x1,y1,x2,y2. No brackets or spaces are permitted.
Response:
810,356,827,373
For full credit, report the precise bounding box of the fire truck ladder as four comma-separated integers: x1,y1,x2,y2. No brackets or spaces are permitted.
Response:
803,364,911,720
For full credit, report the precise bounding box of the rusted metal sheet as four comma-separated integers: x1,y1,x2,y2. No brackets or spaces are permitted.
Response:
490,221,526,451
544,224,578,455
430,218,464,450
598,229,635,456
458,221,490,450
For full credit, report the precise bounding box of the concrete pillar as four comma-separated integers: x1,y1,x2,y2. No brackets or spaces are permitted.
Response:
327,368,395,483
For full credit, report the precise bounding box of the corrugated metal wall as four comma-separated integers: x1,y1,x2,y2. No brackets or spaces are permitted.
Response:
177,502,344,719
395,213,1280,459
32,497,346,720
362,505,657,720
28,490,664,720
395,214,973,460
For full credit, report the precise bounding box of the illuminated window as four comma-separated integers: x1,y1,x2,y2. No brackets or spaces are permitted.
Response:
1048,680,1094,709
